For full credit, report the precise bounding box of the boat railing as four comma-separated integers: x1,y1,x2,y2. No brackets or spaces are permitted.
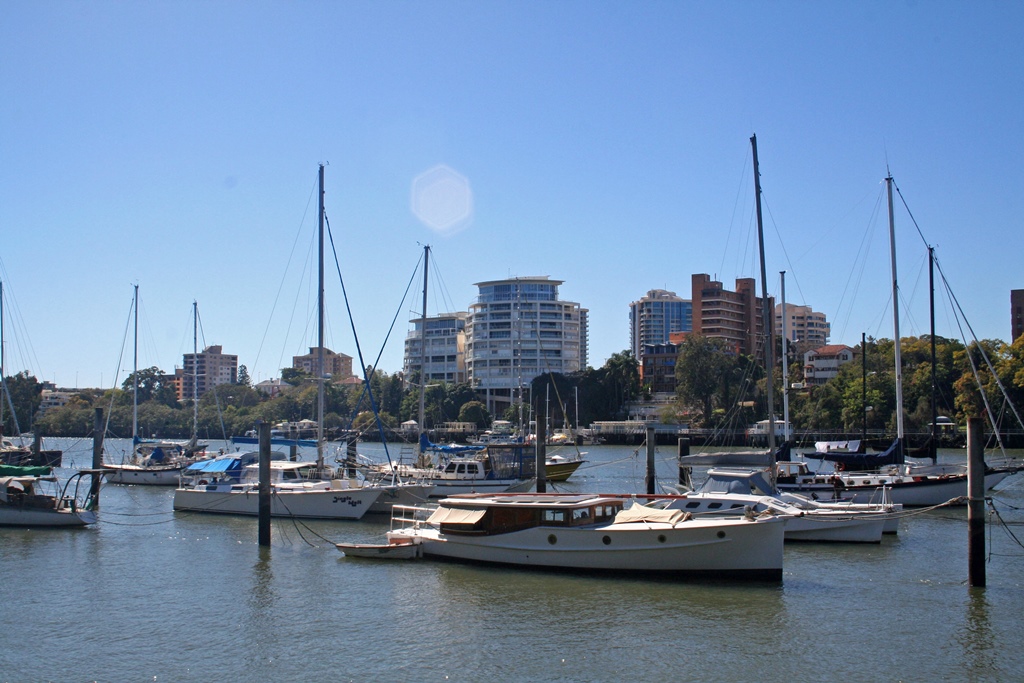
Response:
390,504,434,533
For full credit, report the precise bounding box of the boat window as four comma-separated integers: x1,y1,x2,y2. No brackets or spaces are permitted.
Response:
571,507,591,523
592,504,616,521
685,502,700,509
542,509,567,524
707,502,722,509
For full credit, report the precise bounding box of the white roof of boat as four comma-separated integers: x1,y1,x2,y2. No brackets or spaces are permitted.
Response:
243,461,318,470
438,493,622,508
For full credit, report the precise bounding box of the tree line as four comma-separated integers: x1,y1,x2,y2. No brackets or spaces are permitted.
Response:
669,333,1024,435
3,352,643,441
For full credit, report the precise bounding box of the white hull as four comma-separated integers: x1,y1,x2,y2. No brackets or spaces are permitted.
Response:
173,484,381,520
782,514,885,543
779,469,1015,507
424,477,526,497
104,464,184,486
394,517,784,579
0,506,97,527
665,494,888,544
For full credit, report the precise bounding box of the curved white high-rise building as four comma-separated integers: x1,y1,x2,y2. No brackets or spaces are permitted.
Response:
466,276,588,415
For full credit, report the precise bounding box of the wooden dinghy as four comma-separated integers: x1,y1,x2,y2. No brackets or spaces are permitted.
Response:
336,539,422,559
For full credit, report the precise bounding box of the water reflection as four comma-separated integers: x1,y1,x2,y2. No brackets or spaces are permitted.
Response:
249,546,275,612
958,589,997,679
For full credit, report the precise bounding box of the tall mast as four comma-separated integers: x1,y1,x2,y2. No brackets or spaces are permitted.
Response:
780,271,790,443
516,278,524,436
861,332,867,443
887,176,905,450
416,244,430,454
928,246,938,460
132,284,139,444
192,300,199,444
317,163,325,469
751,134,776,452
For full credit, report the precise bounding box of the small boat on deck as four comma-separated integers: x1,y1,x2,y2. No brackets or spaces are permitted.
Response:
365,492,785,581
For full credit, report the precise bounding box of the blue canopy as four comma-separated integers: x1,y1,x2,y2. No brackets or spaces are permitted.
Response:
185,458,239,474
420,433,485,454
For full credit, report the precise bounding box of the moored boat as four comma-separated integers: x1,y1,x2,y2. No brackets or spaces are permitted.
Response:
543,452,586,482
172,451,386,520
376,492,785,581
775,457,1020,507
662,467,895,543
0,465,99,527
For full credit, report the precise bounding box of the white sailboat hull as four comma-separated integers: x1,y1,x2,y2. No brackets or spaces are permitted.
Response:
172,484,381,520
779,469,1015,507
781,514,885,543
0,506,97,527
424,477,527,498
103,464,184,486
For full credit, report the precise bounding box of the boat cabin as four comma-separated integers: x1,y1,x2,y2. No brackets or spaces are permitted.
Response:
427,494,625,536
438,458,491,479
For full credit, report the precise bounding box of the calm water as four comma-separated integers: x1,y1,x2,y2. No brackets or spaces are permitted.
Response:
3,438,1024,682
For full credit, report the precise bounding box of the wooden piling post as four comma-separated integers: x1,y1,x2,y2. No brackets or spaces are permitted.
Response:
967,417,985,587
258,421,272,547
89,408,104,507
646,426,656,494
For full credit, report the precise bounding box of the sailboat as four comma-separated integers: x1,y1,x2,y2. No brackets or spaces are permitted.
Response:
665,135,900,542
103,289,207,485
0,463,99,527
775,176,1021,505
0,281,63,468
174,164,430,519
380,245,536,497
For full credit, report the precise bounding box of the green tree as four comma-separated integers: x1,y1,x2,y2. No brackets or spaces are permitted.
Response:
121,366,176,405
458,400,491,428
1,371,42,434
281,367,310,386
237,364,251,387
675,336,739,426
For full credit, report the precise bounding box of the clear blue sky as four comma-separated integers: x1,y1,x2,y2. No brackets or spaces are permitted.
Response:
2,1,1021,389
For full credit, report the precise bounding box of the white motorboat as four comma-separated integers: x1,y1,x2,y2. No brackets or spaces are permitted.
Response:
378,492,785,581
0,465,99,527
662,467,897,543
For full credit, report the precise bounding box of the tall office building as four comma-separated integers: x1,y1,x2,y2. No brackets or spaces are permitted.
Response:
466,276,588,415
292,347,354,380
181,345,237,400
403,312,469,386
629,289,692,361
691,274,772,361
775,303,830,347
